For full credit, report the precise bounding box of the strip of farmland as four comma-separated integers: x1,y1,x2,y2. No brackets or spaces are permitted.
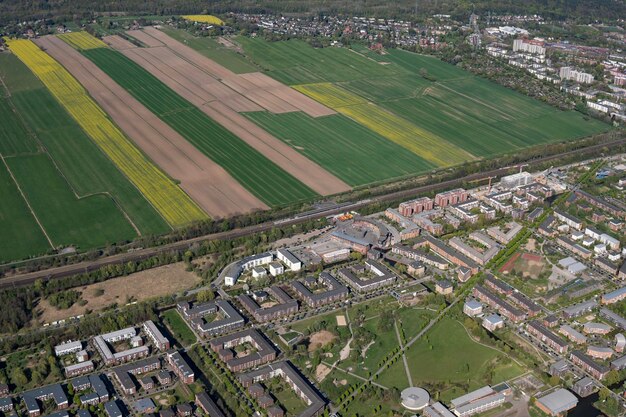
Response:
111,28,349,195
293,82,476,167
238,38,609,158
0,52,171,258
6,154,138,250
0,159,51,262
36,35,268,218
245,111,435,186
60,36,329,206
7,39,208,227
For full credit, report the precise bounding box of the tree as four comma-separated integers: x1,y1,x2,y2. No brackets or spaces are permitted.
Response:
10,368,27,387
196,289,215,302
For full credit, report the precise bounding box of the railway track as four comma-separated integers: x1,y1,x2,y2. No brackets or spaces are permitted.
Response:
1,137,623,290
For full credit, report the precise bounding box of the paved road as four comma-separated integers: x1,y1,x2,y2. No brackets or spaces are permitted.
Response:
2,137,623,290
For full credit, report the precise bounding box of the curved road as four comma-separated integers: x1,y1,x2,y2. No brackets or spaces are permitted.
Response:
1,138,622,289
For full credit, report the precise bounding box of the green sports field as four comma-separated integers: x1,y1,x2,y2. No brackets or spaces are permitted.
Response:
79,47,318,207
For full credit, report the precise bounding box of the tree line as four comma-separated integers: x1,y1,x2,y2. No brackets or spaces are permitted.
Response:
1,0,624,27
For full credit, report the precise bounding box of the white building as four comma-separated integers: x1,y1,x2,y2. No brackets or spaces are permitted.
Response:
252,267,267,279
269,262,285,277
276,249,302,272
500,172,534,189
54,341,82,357
513,38,545,55
560,66,594,84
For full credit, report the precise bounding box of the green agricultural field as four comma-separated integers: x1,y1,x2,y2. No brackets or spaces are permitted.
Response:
237,37,401,85
162,309,196,346
159,27,258,73
0,162,50,262
0,53,169,261
80,47,317,207
0,98,38,156
377,318,524,394
6,154,137,250
238,38,609,164
244,111,433,186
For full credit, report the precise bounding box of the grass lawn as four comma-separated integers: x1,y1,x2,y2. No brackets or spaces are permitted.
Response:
377,318,524,394
162,309,197,347
318,368,360,405
267,378,308,416
79,46,318,207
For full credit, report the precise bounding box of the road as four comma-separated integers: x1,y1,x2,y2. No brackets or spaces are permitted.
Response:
2,137,623,290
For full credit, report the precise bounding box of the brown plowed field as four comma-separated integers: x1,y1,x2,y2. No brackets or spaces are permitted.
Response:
102,35,137,50
108,32,350,196
141,26,337,117
126,29,166,47
36,35,268,217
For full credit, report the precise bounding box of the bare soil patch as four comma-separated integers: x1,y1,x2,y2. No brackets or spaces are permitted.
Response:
127,29,165,47
308,330,337,352
34,263,200,324
36,36,267,217
315,363,332,382
110,29,349,196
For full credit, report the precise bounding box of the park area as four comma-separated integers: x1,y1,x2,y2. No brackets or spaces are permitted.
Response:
377,318,524,402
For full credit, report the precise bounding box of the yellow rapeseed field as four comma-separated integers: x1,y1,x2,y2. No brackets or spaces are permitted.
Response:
294,82,475,167
294,83,366,108
58,32,107,50
181,15,224,25
7,38,208,227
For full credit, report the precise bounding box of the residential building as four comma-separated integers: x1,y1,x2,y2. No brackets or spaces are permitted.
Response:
239,286,299,322
238,361,326,417
209,329,278,372
277,249,302,271
143,320,170,351
291,273,349,307
167,352,194,384
527,321,569,354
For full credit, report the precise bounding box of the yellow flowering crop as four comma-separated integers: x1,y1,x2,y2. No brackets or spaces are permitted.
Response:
58,32,107,50
294,83,475,167
7,38,208,227
181,15,224,25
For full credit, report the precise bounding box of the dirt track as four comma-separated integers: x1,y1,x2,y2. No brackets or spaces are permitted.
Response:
35,35,268,217
110,28,349,196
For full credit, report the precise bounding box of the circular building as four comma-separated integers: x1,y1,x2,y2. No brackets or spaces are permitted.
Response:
400,387,430,411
